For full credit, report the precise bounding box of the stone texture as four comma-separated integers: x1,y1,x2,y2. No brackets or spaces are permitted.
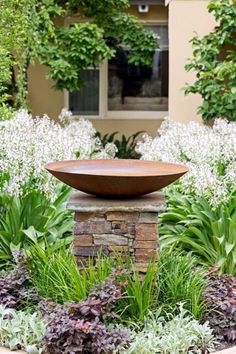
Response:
73,246,106,256
134,240,158,249
127,225,136,235
112,222,128,234
67,191,166,213
69,192,165,272
135,224,158,241
108,245,130,252
132,263,149,273
106,212,139,222
138,212,158,223
213,348,236,354
75,212,104,222
135,249,158,262
94,234,128,246
74,221,111,234
74,234,93,246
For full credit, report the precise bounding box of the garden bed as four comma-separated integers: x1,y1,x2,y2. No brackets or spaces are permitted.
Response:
0,113,235,353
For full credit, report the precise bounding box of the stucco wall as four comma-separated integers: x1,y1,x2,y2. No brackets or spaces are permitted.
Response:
28,62,64,121
168,0,215,123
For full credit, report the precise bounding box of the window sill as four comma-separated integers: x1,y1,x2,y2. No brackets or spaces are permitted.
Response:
70,111,168,120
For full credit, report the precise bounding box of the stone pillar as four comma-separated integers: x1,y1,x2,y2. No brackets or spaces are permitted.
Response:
67,192,166,272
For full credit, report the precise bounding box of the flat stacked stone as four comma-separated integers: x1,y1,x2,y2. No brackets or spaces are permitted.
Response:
67,191,166,272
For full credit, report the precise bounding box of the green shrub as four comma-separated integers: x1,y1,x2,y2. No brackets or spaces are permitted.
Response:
116,262,158,323
123,305,215,354
28,246,207,323
157,250,207,320
28,247,158,321
160,192,236,275
96,131,144,159
0,305,46,353
28,246,115,303
0,185,73,268
184,0,236,121
115,250,206,322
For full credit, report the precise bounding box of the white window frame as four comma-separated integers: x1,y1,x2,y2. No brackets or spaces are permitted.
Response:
64,20,169,120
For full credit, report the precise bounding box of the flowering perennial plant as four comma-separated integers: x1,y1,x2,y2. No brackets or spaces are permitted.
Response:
136,118,236,206
0,109,116,199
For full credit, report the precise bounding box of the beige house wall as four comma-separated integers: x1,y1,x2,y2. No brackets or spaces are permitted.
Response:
28,62,64,122
168,0,215,123
28,1,216,136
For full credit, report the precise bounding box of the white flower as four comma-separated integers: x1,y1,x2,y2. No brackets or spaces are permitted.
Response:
136,118,236,206
58,108,72,123
0,109,116,199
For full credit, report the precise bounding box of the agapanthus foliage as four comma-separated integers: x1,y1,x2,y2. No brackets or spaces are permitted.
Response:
136,118,236,206
0,109,116,199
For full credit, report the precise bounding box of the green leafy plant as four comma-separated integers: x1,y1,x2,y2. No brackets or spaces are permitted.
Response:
123,305,215,354
0,0,64,109
0,0,158,109
0,185,73,267
115,262,158,323
160,192,236,275
28,247,115,303
96,131,144,159
184,0,236,121
157,250,207,320
0,305,46,353
40,22,114,91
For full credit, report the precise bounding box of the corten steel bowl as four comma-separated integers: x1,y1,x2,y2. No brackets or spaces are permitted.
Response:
45,159,188,198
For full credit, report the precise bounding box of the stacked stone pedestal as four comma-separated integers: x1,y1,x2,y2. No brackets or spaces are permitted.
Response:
67,192,166,272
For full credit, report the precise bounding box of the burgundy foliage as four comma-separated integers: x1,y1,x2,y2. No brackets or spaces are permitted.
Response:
204,273,236,342
40,278,130,354
0,251,39,308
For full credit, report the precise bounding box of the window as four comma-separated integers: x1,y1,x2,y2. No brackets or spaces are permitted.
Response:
108,25,168,112
68,24,168,118
69,69,99,115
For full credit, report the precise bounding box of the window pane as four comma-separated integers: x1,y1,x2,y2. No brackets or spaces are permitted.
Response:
147,25,168,49
108,25,168,112
69,70,99,115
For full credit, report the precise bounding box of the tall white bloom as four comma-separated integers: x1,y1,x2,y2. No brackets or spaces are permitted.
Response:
0,110,116,199
136,118,236,206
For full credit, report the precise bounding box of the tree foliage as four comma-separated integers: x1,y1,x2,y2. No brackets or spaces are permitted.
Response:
0,0,63,110
0,0,158,110
184,0,236,121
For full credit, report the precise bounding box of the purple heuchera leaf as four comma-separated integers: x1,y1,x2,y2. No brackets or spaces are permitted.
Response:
41,276,130,354
204,273,236,342
0,251,40,309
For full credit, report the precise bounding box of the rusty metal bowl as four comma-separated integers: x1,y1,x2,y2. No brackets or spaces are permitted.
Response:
45,159,188,198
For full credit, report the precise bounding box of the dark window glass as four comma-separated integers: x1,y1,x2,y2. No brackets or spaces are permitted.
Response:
108,25,168,111
69,69,99,115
